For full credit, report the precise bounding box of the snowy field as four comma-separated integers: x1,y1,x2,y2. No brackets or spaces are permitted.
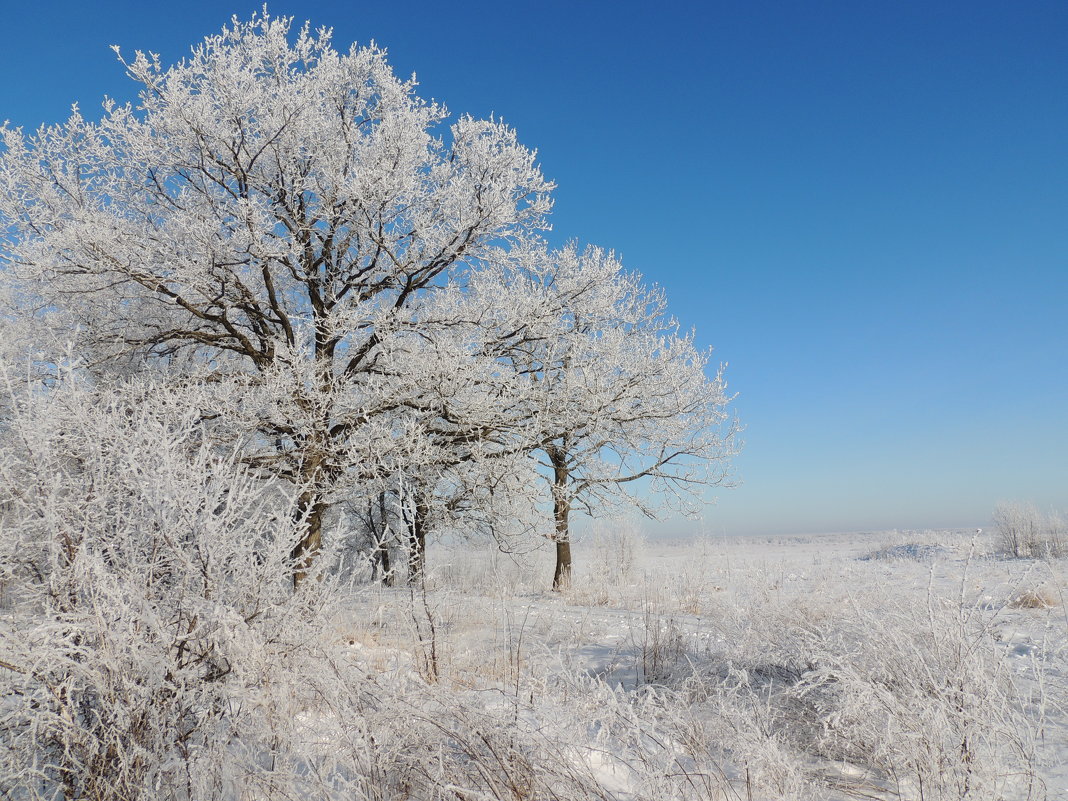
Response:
331,526,1068,800
6,518,1068,799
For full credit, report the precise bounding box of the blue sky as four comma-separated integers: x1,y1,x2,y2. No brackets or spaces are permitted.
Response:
2,1,1065,536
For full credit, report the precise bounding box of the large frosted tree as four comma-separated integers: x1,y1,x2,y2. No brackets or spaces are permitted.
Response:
0,13,552,582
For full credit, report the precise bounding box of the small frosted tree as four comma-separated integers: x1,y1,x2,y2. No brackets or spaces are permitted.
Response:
502,243,739,589
993,501,1032,558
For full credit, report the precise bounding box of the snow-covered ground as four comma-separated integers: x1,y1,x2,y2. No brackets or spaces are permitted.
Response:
338,527,1068,800
7,525,1066,799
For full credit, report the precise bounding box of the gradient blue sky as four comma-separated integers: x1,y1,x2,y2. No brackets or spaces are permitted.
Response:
2,1,1065,536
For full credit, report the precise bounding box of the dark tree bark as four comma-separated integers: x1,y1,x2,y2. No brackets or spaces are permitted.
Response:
549,445,572,591
376,492,394,586
290,491,325,588
367,492,394,586
378,545,393,586
552,537,572,591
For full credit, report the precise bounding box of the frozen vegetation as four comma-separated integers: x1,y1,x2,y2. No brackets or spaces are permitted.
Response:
0,10,1063,800
2,405,1066,800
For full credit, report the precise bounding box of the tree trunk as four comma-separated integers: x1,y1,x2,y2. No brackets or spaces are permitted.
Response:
372,492,394,586
549,447,572,591
552,537,572,591
378,545,393,587
291,492,325,588
403,491,429,585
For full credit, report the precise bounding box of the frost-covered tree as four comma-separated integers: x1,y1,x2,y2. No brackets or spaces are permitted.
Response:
0,12,551,583
506,244,739,589
0,11,738,595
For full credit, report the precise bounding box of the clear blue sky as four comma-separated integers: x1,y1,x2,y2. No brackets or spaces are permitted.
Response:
2,1,1065,536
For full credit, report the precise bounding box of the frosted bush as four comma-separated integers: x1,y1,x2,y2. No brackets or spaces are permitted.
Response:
675,583,1043,800
0,376,648,800
574,519,646,606
994,501,1068,559
0,378,372,799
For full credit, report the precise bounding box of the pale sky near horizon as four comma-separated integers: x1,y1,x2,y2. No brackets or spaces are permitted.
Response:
1,0,1064,536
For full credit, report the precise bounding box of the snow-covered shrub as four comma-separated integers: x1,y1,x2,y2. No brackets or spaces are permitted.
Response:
591,519,645,587
0,377,368,800
570,519,647,605
994,501,1067,559
630,597,687,686
0,376,652,800
677,583,1042,800
1036,510,1068,559
859,542,948,562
